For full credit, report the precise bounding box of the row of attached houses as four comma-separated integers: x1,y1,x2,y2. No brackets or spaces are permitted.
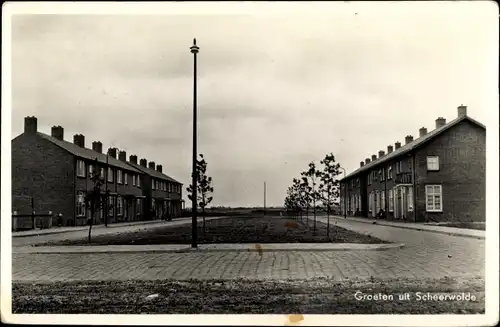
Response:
12,116,184,227
339,105,485,223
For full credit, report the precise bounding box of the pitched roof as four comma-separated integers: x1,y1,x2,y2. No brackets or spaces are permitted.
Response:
341,115,485,181
37,132,142,173
126,161,182,184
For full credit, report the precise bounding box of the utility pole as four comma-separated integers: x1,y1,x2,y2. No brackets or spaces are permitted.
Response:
340,167,347,218
190,38,200,248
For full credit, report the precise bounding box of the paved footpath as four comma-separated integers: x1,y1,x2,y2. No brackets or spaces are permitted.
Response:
12,217,484,282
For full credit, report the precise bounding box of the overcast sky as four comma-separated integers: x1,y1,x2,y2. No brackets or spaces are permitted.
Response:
8,2,497,207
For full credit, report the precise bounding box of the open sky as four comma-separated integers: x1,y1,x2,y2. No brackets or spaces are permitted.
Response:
8,2,497,207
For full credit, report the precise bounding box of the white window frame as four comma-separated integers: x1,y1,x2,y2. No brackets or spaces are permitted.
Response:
427,156,440,171
388,166,392,179
137,176,141,187
132,174,136,186
368,192,372,212
388,189,394,212
77,160,86,177
100,168,105,179
107,167,114,182
152,178,156,190
425,185,442,212
381,191,385,211
88,164,94,176
76,191,85,216
117,169,123,184
124,172,128,185
108,197,114,216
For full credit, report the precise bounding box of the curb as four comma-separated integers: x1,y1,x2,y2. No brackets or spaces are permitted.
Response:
13,243,405,254
328,217,485,240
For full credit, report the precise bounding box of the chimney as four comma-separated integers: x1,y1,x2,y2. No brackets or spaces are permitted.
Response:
24,116,38,134
360,161,364,167
457,104,467,117
148,161,156,170
51,125,64,140
140,158,147,167
378,150,385,158
371,154,377,161
395,141,401,149
435,117,446,129
92,141,102,153
108,147,117,158
387,145,393,154
365,158,371,164
119,150,127,162
419,127,428,137
73,134,85,148
156,164,163,172
405,135,414,144
129,155,138,164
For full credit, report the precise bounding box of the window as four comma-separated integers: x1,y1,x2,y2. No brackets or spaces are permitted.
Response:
124,172,128,185
389,189,394,212
137,176,141,187
426,185,442,212
107,167,114,182
381,168,385,181
408,188,414,211
152,179,156,190
76,191,85,216
388,166,393,179
117,170,123,184
77,160,86,177
162,182,166,191
373,171,377,182
381,191,385,211
368,174,371,185
409,159,413,172
117,196,123,216
132,174,136,186
136,198,142,215
100,168,105,179
427,156,439,171
88,164,94,176
108,197,114,216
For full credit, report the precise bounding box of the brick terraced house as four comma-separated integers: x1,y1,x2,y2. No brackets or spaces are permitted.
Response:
12,116,183,227
339,105,485,223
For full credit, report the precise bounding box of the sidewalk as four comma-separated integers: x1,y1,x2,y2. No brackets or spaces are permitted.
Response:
324,215,485,239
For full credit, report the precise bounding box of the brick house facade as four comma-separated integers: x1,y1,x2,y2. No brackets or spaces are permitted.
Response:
12,116,183,227
339,105,486,223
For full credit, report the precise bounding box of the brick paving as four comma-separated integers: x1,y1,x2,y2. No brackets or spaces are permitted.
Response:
12,217,484,282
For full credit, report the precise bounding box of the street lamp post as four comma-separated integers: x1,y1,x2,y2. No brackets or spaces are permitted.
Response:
340,167,347,218
190,38,200,248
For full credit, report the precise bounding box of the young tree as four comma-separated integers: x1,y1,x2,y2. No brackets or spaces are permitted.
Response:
187,154,214,236
318,153,342,236
85,158,106,243
301,161,322,233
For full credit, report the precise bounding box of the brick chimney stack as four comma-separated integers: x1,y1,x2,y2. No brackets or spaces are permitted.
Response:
419,127,428,137
108,147,117,158
365,158,371,164
51,126,64,140
24,116,38,134
457,104,467,117
387,145,393,154
119,150,127,162
73,134,85,148
378,150,385,158
371,154,377,161
148,161,156,170
395,141,401,149
405,135,414,144
156,164,163,172
360,161,364,167
140,159,147,167
129,155,138,164
92,141,102,153
435,117,446,129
